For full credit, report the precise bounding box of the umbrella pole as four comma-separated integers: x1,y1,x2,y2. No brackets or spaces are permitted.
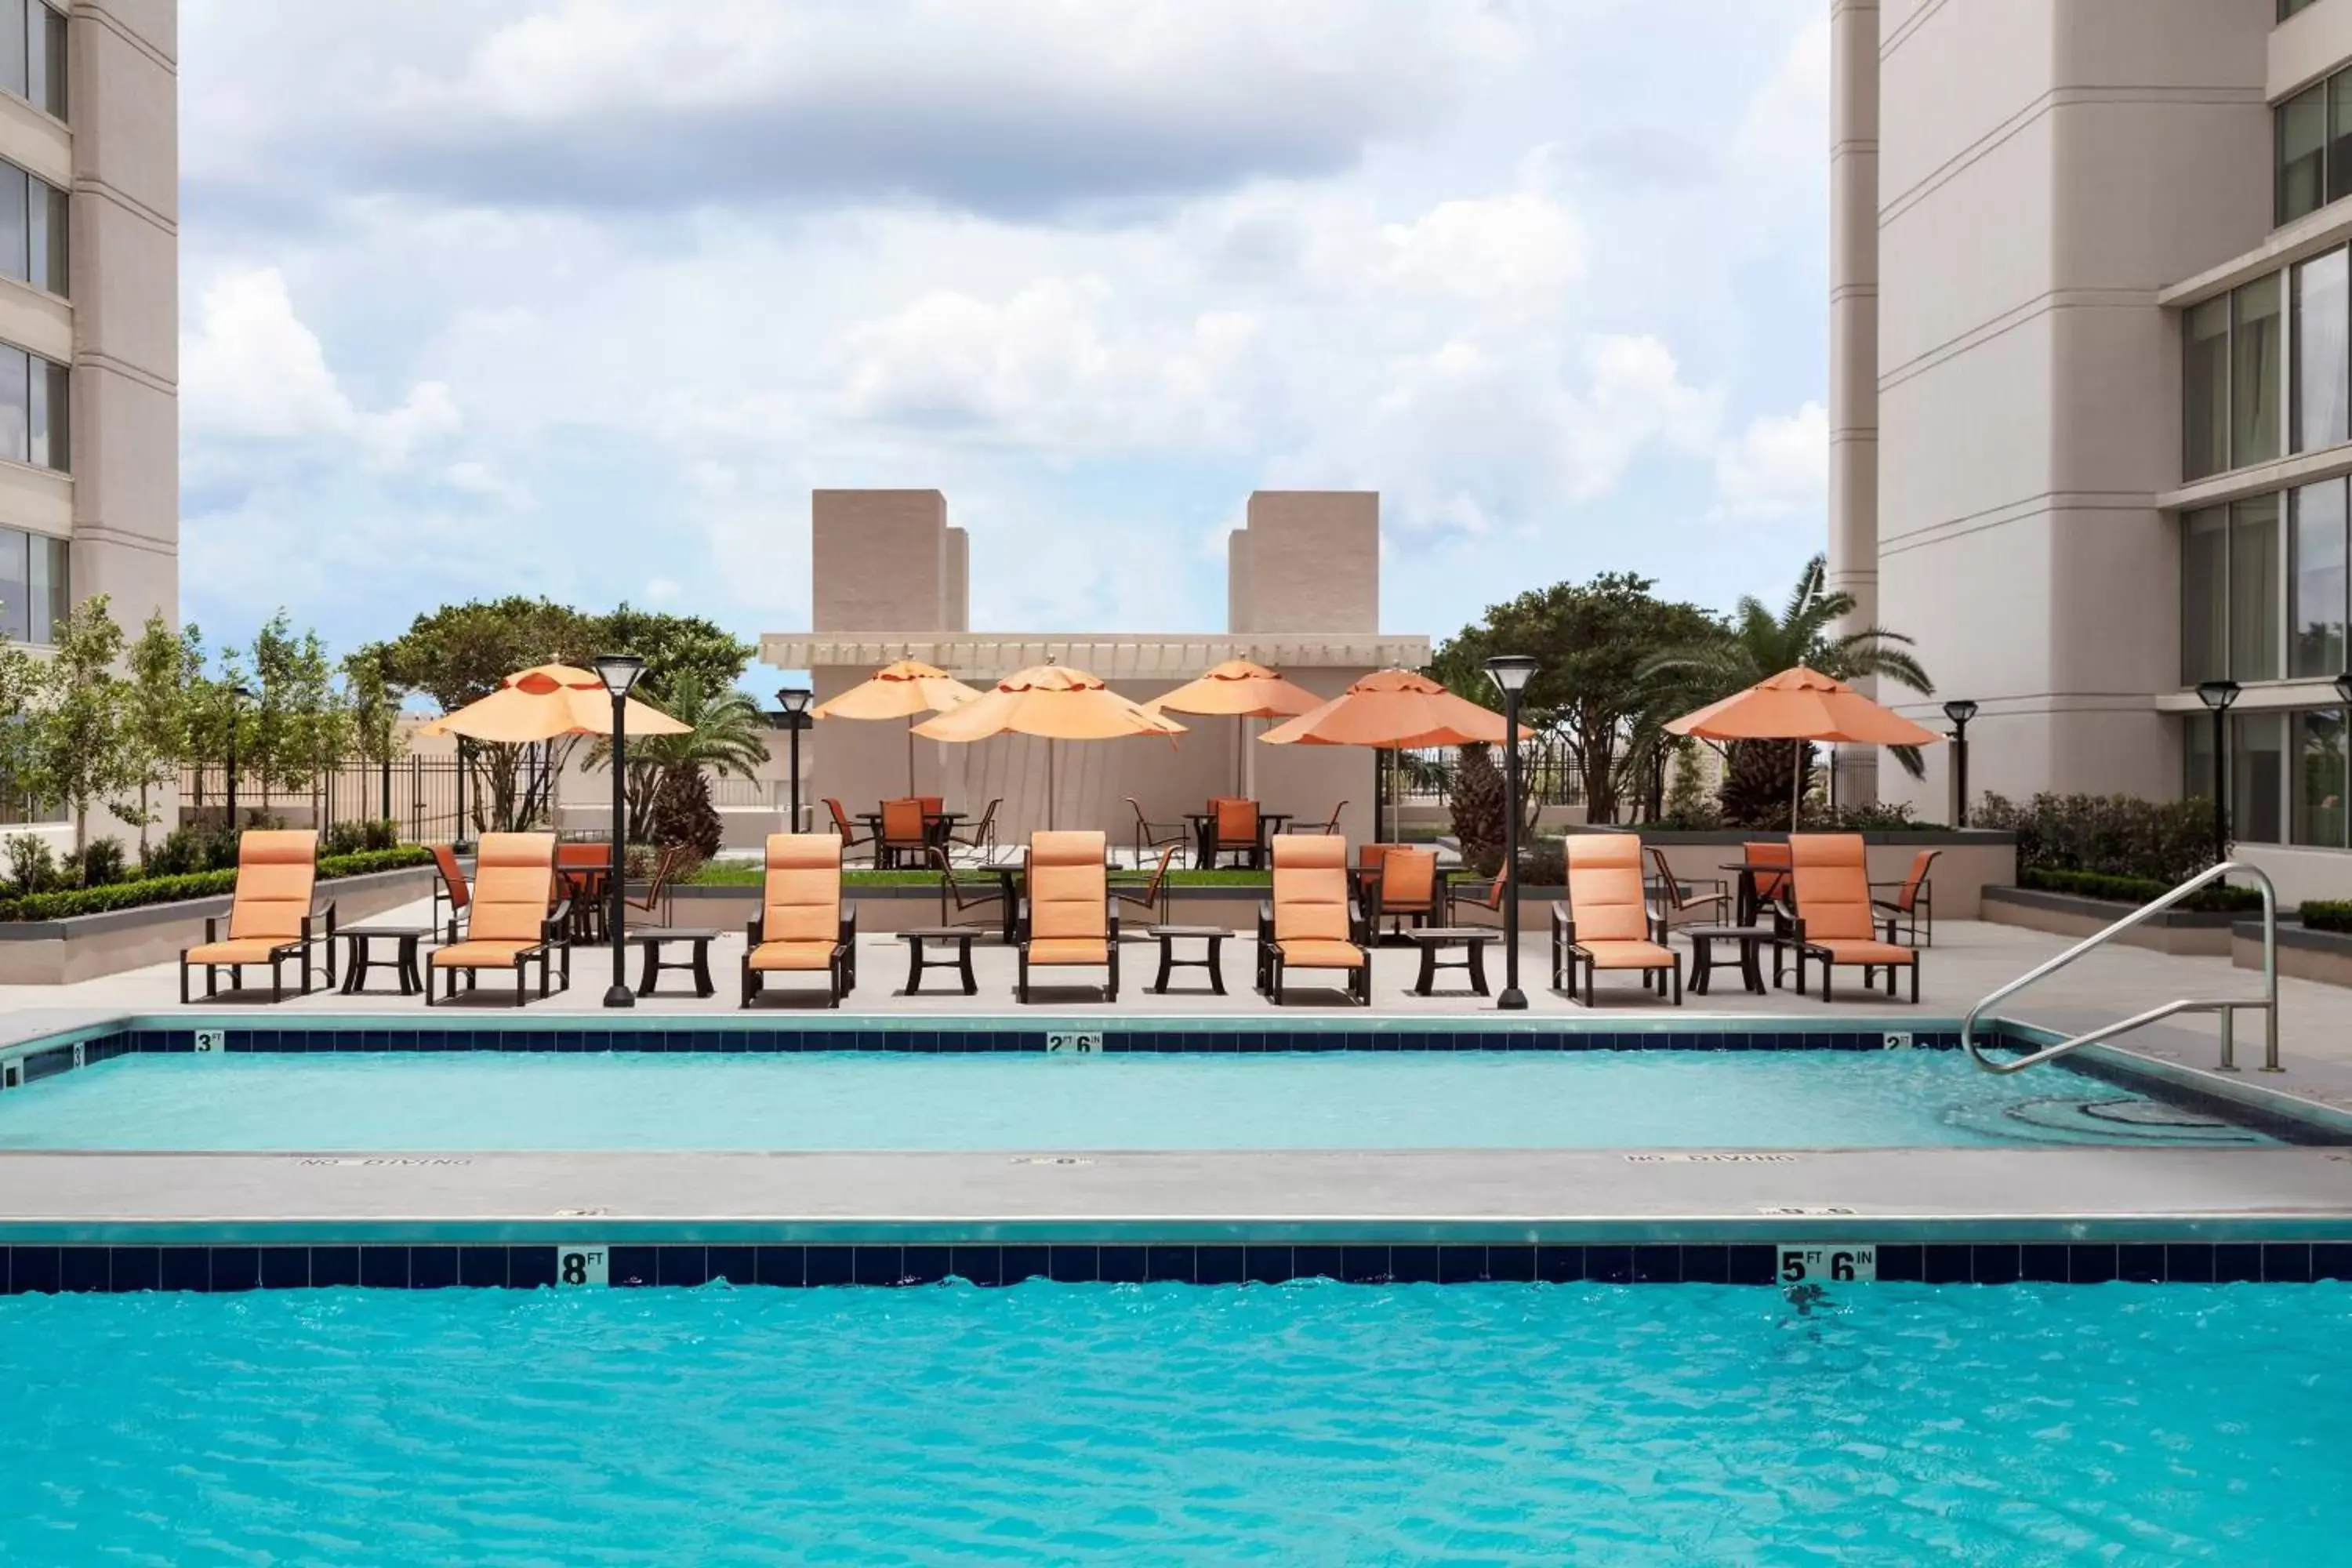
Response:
1047,738,1056,830
907,719,916,797
1790,743,1802,833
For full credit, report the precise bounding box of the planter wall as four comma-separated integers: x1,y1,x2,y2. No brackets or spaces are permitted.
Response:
2233,920,2352,986
0,866,439,985
1980,884,2240,956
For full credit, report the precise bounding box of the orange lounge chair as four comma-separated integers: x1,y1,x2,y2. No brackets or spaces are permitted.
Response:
1370,845,1439,937
1258,835,1370,1006
1788,833,1920,1002
180,829,334,1003
427,832,570,1006
742,833,855,1007
1018,831,1116,1002
1550,835,1680,1005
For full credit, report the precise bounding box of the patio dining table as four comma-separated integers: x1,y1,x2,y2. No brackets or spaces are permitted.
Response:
1184,811,1290,869
1720,861,1794,927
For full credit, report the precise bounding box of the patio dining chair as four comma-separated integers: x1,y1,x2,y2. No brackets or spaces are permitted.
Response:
947,797,1002,865
1210,797,1263,869
1871,848,1940,947
1284,800,1348,837
1128,797,1189,869
928,844,1008,935
1112,843,1180,927
877,797,931,869
824,798,875,866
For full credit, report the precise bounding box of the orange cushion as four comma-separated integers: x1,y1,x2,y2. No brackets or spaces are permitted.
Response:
764,833,842,941
1577,939,1674,971
1809,938,1916,965
1026,937,1109,966
186,938,293,965
1279,938,1366,969
749,940,840,972
430,939,539,968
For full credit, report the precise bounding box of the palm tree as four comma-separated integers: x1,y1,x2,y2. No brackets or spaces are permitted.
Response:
1635,554,1933,827
587,673,770,842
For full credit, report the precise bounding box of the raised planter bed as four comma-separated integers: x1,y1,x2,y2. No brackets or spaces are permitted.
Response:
0,866,440,985
2233,920,2352,987
1981,884,2239,956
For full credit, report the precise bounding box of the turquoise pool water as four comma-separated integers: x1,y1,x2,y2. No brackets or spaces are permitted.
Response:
1,1283,2344,1563
0,1051,2274,1149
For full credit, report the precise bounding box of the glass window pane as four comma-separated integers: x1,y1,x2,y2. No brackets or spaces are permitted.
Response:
0,0,26,104
0,346,31,467
2183,298,2231,480
2292,479,2348,677
2282,84,2329,224
0,162,24,286
2234,274,2285,465
0,524,24,643
2293,708,2349,848
26,525,49,643
42,355,66,472
2183,506,2230,685
2296,249,2350,451
2331,75,2352,207
2231,495,2283,681
2186,712,2216,807
2234,711,2287,844
30,2,64,120
2286,0,2324,20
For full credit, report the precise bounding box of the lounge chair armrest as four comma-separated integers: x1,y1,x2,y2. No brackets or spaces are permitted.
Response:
840,906,858,942
543,898,573,945
1106,906,1121,941
201,914,223,943
747,913,764,944
1257,902,1273,944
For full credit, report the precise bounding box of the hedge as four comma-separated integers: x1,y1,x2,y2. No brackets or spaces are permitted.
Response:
2017,866,2263,913
0,845,437,924
2303,899,2352,934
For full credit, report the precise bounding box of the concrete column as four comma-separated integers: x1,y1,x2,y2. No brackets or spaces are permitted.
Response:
1828,0,1881,807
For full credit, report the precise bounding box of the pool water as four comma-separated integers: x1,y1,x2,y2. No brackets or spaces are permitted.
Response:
2,1282,2344,1563
0,1051,2277,1150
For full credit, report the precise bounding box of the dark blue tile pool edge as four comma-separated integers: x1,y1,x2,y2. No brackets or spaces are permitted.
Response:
2,1240,2347,1294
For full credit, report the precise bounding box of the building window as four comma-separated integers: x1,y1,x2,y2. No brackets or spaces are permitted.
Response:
2234,274,2286,466
2292,479,2348,677
2284,0,2325,20
2184,298,2231,480
2282,81,2329,224
2296,250,2349,451
0,343,67,472
2236,710,2289,844
0,523,64,644
2183,506,2230,684
2294,707,2348,848
0,2,64,122
2231,495,2284,681
0,158,65,298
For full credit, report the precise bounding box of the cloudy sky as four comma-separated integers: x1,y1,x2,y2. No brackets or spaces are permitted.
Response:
178,0,1831,666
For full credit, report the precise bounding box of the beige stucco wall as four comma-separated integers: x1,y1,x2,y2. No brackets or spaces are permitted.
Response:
1869,0,2269,821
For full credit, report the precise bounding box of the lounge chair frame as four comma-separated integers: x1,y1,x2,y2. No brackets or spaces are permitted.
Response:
179,905,338,1004
740,909,855,1007
426,902,572,1007
1787,834,1922,1004
1016,832,1119,1003
1257,837,1372,1006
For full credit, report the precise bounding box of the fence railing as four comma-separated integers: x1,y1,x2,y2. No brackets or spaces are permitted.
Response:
1392,741,1584,809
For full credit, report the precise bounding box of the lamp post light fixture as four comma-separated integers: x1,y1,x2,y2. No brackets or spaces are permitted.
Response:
775,686,814,833
223,684,253,832
592,654,648,1009
1941,699,1978,828
1483,654,1539,1011
2195,679,2241,872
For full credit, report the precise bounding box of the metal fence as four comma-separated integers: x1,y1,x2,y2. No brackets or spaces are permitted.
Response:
1392,740,1584,809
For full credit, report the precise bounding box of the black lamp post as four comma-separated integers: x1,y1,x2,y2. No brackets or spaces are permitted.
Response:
593,654,647,1009
2196,679,2241,869
1941,699,1978,827
223,684,252,831
775,686,813,833
1484,654,1538,1011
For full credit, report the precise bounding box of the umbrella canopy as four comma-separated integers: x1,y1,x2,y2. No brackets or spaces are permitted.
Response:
418,663,688,744
1258,669,1530,842
811,659,984,796
914,663,1184,828
1148,659,1322,800
1665,665,1941,747
1664,666,1940,828
1147,659,1321,720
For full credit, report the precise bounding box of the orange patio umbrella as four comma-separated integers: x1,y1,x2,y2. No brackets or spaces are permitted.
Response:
1665,665,1940,829
1258,668,1530,842
418,663,688,744
914,663,1185,828
1147,658,1322,797
811,659,985,794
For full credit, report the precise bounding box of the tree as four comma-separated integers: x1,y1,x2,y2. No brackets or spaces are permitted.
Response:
341,641,407,821
249,611,347,811
1640,554,1933,829
587,671,768,842
121,612,201,856
27,596,134,854
591,605,755,706
1432,573,1720,825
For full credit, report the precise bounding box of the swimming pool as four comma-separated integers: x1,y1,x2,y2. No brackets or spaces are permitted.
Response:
0,1050,2286,1150
2,1281,2345,1562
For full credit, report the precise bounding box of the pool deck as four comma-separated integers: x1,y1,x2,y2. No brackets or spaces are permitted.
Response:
5,900,2352,1258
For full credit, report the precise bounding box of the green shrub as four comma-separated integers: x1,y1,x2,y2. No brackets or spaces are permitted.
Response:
143,823,241,878
1976,792,2212,884
2019,866,2262,913
2302,899,2352,933
322,818,400,857
67,837,129,888
4,833,60,895
0,844,435,922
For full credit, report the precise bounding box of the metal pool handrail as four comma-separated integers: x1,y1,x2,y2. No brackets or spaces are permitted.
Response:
1962,862,2278,1076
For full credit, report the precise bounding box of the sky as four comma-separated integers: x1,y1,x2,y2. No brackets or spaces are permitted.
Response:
176,0,1833,666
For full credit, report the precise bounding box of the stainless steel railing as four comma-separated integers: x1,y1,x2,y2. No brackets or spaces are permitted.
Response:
1962,862,2279,1075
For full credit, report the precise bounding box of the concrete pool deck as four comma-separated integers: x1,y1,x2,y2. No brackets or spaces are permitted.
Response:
3,902,2352,1263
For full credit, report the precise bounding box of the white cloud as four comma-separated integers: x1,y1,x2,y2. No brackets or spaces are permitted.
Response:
1714,401,1828,521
